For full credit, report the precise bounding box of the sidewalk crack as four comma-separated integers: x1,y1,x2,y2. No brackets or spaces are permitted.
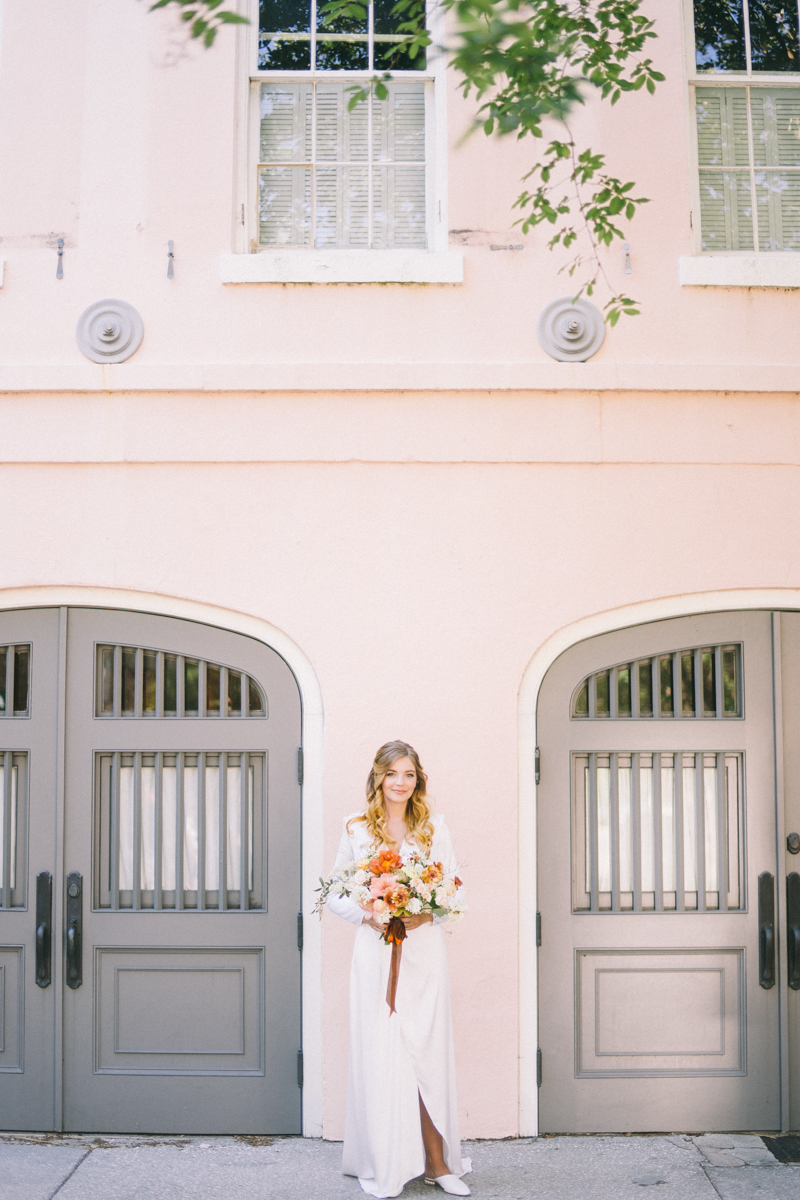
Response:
701,1162,726,1199
46,1146,93,1199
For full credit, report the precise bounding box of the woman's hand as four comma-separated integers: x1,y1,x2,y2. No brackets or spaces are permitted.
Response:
363,916,385,933
401,913,432,932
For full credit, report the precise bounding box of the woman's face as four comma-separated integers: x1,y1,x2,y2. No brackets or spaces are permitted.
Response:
381,756,417,807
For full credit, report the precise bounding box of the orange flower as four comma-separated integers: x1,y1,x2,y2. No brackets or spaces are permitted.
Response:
454,877,463,888
368,849,403,876
421,861,444,885
383,884,410,911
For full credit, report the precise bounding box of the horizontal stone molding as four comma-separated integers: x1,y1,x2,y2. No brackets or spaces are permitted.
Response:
680,254,800,288
1,361,800,393
220,250,464,285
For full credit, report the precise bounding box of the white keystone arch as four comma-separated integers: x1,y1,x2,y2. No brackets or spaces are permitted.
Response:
518,587,800,1137
0,585,325,1138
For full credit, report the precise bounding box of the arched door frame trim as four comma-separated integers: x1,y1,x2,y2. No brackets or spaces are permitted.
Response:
0,585,325,1138
518,587,800,1137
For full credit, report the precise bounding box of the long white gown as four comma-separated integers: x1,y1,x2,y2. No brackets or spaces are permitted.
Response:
328,812,471,1199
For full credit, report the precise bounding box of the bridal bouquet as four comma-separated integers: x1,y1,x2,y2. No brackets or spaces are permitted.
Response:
315,848,466,1012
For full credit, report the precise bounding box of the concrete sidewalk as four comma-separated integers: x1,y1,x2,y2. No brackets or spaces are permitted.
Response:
0,1131,798,1200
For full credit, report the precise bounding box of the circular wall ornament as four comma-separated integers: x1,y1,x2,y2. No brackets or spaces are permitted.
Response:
76,299,144,364
536,296,605,362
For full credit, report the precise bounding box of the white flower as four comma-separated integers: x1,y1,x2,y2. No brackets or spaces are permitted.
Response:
351,869,369,886
407,896,423,914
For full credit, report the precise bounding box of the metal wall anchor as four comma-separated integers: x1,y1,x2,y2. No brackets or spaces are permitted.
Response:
57,238,64,280
167,240,175,279
623,242,632,274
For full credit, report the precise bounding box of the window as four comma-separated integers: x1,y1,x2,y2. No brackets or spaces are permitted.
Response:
256,0,430,250
571,644,742,720
690,2,800,252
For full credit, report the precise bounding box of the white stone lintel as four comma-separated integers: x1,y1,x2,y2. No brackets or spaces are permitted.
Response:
680,254,800,288
220,250,464,285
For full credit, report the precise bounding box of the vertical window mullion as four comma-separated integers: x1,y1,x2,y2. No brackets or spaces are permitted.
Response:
743,0,753,75
746,86,760,252
311,82,318,247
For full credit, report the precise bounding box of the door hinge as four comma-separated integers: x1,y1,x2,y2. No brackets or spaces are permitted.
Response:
536,912,541,947
537,1047,542,1087
297,1049,304,1088
297,912,304,951
534,747,540,785
297,747,304,786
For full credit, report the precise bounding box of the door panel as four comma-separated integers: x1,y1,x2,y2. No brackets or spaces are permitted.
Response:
775,612,800,1129
537,611,780,1132
0,608,60,1130
61,609,301,1134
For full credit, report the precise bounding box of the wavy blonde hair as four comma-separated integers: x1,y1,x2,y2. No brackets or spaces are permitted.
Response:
349,741,434,853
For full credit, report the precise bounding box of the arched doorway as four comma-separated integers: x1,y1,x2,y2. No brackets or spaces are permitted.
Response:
0,607,302,1134
536,609,799,1132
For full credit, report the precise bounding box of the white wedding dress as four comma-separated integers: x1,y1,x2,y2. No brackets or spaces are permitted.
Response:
328,812,471,1198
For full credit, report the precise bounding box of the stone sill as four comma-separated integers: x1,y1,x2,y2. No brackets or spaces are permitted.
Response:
680,254,800,288
220,250,463,285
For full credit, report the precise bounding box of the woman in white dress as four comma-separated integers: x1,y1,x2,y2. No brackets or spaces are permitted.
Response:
328,741,471,1199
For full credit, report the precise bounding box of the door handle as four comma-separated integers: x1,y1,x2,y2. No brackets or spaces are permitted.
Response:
788,872,800,991
758,871,776,990
35,871,52,988
65,871,82,990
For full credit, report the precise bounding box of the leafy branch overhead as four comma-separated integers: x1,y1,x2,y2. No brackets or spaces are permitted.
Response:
148,0,663,322
148,0,247,47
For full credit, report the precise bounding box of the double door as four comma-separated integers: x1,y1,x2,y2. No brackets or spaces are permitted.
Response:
0,607,302,1133
538,610,800,1132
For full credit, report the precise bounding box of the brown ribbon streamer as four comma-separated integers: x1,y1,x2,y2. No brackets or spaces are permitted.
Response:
384,916,407,1015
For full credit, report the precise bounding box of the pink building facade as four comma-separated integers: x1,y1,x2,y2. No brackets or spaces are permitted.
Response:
1,0,799,1139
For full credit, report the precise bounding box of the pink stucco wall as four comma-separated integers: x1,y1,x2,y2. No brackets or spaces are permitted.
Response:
2,0,799,1138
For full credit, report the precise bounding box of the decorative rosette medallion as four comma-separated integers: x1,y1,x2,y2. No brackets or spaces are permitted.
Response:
537,296,605,362
76,299,144,364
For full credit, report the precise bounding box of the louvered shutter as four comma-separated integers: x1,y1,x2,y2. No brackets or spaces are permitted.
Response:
697,87,753,251
315,84,369,247
372,82,426,248
259,84,312,245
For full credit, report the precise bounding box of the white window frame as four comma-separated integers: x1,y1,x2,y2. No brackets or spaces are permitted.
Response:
681,0,800,286
225,0,462,283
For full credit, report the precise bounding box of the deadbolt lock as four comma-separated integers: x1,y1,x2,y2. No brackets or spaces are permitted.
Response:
788,832,800,855
68,882,80,898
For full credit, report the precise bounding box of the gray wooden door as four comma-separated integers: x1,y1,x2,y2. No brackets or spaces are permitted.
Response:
0,606,302,1134
537,611,781,1132
0,609,61,1130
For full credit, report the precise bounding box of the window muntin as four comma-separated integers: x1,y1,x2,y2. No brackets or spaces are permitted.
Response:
572,644,741,719
572,752,744,914
691,3,800,251
96,645,267,719
259,0,426,72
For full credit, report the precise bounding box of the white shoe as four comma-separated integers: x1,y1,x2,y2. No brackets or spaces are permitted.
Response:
424,1176,471,1196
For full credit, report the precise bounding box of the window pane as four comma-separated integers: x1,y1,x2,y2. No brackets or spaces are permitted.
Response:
617,665,631,716
681,653,695,715
259,166,312,245
638,660,653,716
228,670,242,716
694,0,747,72
101,647,114,714
121,648,136,714
749,0,800,72
12,646,29,715
206,664,221,715
184,660,199,714
143,652,157,713
696,88,749,167
772,89,800,164
722,646,740,713
259,0,311,69
316,166,369,246
660,656,674,716
248,676,266,715
164,654,177,714
595,671,610,716
373,165,427,247
316,86,369,161
755,170,800,247
702,650,716,715
699,170,755,250
261,85,312,163
316,36,369,70
374,0,426,70
0,647,6,713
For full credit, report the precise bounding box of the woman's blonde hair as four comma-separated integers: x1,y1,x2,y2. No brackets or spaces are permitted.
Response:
349,740,434,853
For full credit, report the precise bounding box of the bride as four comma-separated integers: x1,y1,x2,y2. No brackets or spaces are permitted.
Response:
328,741,471,1198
